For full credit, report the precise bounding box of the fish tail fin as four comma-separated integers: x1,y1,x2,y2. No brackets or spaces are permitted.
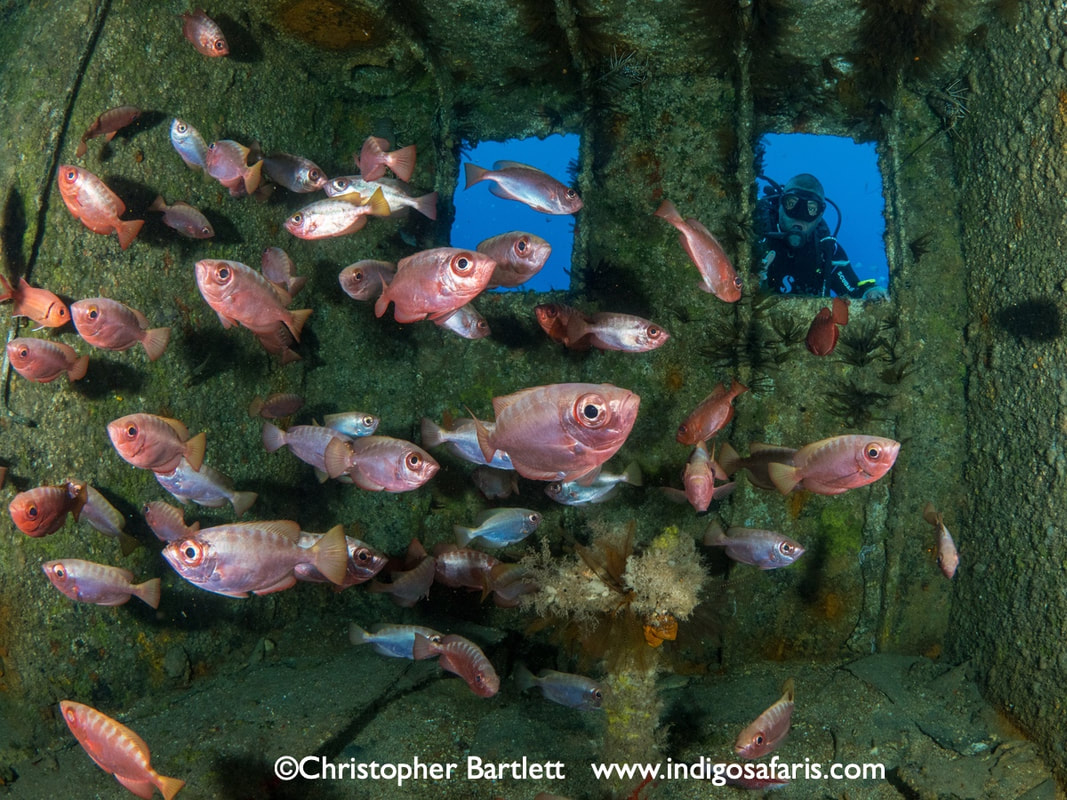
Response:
67,354,89,381
731,378,750,397
358,137,386,181
140,327,171,361
922,502,942,527
767,461,799,495
411,633,438,660
116,219,144,250
230,490,257,516
75,139,87,158
118,531,141,557
133,577,162,609
712,481,737,500
310,524,349,586
323,437,353,479
514,662,536,693
782,676,796,702
149,195,167,213
348,622,369,646
184,432,206,472
364,186,391,217
463,162,487,189
261,422,287,453
387,144,417,182
718,441,740,476
653,198,681,226
0,273,13,302
621,461,643,487
287,309,312,341
155,774,186,800
287,276,307,297
453,524,474,548
703,520,727,547
243,160,263,196
413,191,438,220
420,417,445,449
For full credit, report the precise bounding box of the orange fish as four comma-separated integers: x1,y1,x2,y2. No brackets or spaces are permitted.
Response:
358,135,416,182
7,337,88,383
59,700,185,799
654,199,741,302
75,105,141,157
735,678,795,759
57,165,143,250
805,296,849,356
181,8,228,57
71,298,171,361
8,481,87,537
0,275,69,328
676,379,748,445
107,413,206,474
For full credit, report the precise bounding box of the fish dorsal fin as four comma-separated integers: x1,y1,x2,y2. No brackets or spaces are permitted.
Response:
159,416,189,439
781,677,796,703
493,160,541,173
259,520,302,542
750,443,797,458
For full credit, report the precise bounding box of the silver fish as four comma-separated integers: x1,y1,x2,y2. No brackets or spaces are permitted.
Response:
453,508,542,548
420,417,513,470
42,559,160,608
545,462,642,506
154,457,257,516
703,522,804,570
170,118,208,170
349,623,443,659
324,175,437,219
515,664,605,710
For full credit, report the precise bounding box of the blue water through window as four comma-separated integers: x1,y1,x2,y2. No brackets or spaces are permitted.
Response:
452,134,580,292
757,133,889,294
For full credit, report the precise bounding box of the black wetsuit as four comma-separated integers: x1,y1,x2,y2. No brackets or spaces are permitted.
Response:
755,196,867,298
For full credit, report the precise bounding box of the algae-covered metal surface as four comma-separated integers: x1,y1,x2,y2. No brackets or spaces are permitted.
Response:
0,0,1063,797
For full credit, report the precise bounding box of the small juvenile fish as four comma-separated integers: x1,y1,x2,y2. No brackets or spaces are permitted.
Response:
515,664,605,710
285,190,390,239
435,304,490,340
420,416,514,470
806,296,849,356
42,559,161,608
295,532,388,587
357,136,416,182
181,8,228,56
59,701,185,800
7,337,88,383
163,521,348,597
322,411,380,438
170,118,208,170
262,152,328,193
325,175,437,219
107,413,206,474
923,502,959,578
248,392,305,419
412,633,500,697
374,247,497,323
339,260,395,301
478,231,551,289
57,165,143,249
454,508,542,549
261,247,307,297
9,481,87,537
154,457,258,516
735,678,795,759
143,500,199,543
149,196,214,239
545,462,642,506
680,442,727,512
75,105,141,157
471,466,519,499
80,485,139,556
564,311,670,352
369,550,436,607
767,435,900,495
323,436,439,492
676,379,749,445
703,522,805,570
71,297,171,361
204,140,262,196
349,623,443,659
0,275,69,328
654,199,741,302
464,160,583,215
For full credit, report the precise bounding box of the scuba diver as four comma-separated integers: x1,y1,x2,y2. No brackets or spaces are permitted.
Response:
756,173,885,299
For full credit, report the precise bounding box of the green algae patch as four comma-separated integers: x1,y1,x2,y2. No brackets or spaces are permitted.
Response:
818,505,863,560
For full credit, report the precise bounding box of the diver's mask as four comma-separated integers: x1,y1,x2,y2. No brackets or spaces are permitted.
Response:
781,190,825,223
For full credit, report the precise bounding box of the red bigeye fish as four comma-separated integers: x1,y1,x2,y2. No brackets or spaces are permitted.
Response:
262,421,351,481
464,160,583,215
284,190,391,239
75,105,141,158
478,231,552,288
679,441,731,513
563,310,670,352
71,298,170,361
654,199,741,302
81,485,139,556
322,436,439,491
295,531,388,588
154,458,258,516
194,259,312,341
474,382,641,483
107,413,206,474
163,521,348,597
805,296,849,356
412,633,500,697
59,700,185,800
148,196,214,239
534,303,581,346
6,337,88,383
339,260,395,301
735,678,795,759
676,379,748,445
515,664,605,711
923,502,959,578
42,559,161,608
0,275,69,328
262,152,328,193
9,481,87,537
142,500,200,543
357,135,416,182
181,8,228,56
349,623,444,659
56,165,144,250
374,247,497,324
703,522,805,570
767,435,900,496
204,140,262,197
170,118,208,171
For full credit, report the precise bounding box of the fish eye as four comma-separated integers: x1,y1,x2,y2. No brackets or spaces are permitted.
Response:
362,415,374,426
406,453,422,469
566,189,577,198
217,267,230,281
865,443,882,459
52,564,66,578
18,347,28,358
309,169,322,181
474,673,485,685
451,253,473,273
175,121,188,133
26,504,38,519
574,393,608,428
200,227,211,236
528,512,541,525
290,213,303,226
178,539,204,565
64,707,76,723
57,307,67,318
352,270,365,282
208,142,217,150
647,326,662,338
214,40,225,51
515,238,528,253
593,689,603,701
355,548,371,563
755,734,765,745
65,169,76,181
734,276,743,288
781,543,796,555
126,424,138,438
87,306,99,320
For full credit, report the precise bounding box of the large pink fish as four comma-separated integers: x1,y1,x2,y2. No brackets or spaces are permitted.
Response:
71,297,170,361
654,199,741,302
464,161,582,215
162,521,348,597
57,165,143,250
474,383,640,483
767,435,900,495
374,247,496,324
107,413,206,474
322,436,439,491
195,259,311,340
735,678,795,759
59,700,184,800
9,482,87,538
7,337,88,383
